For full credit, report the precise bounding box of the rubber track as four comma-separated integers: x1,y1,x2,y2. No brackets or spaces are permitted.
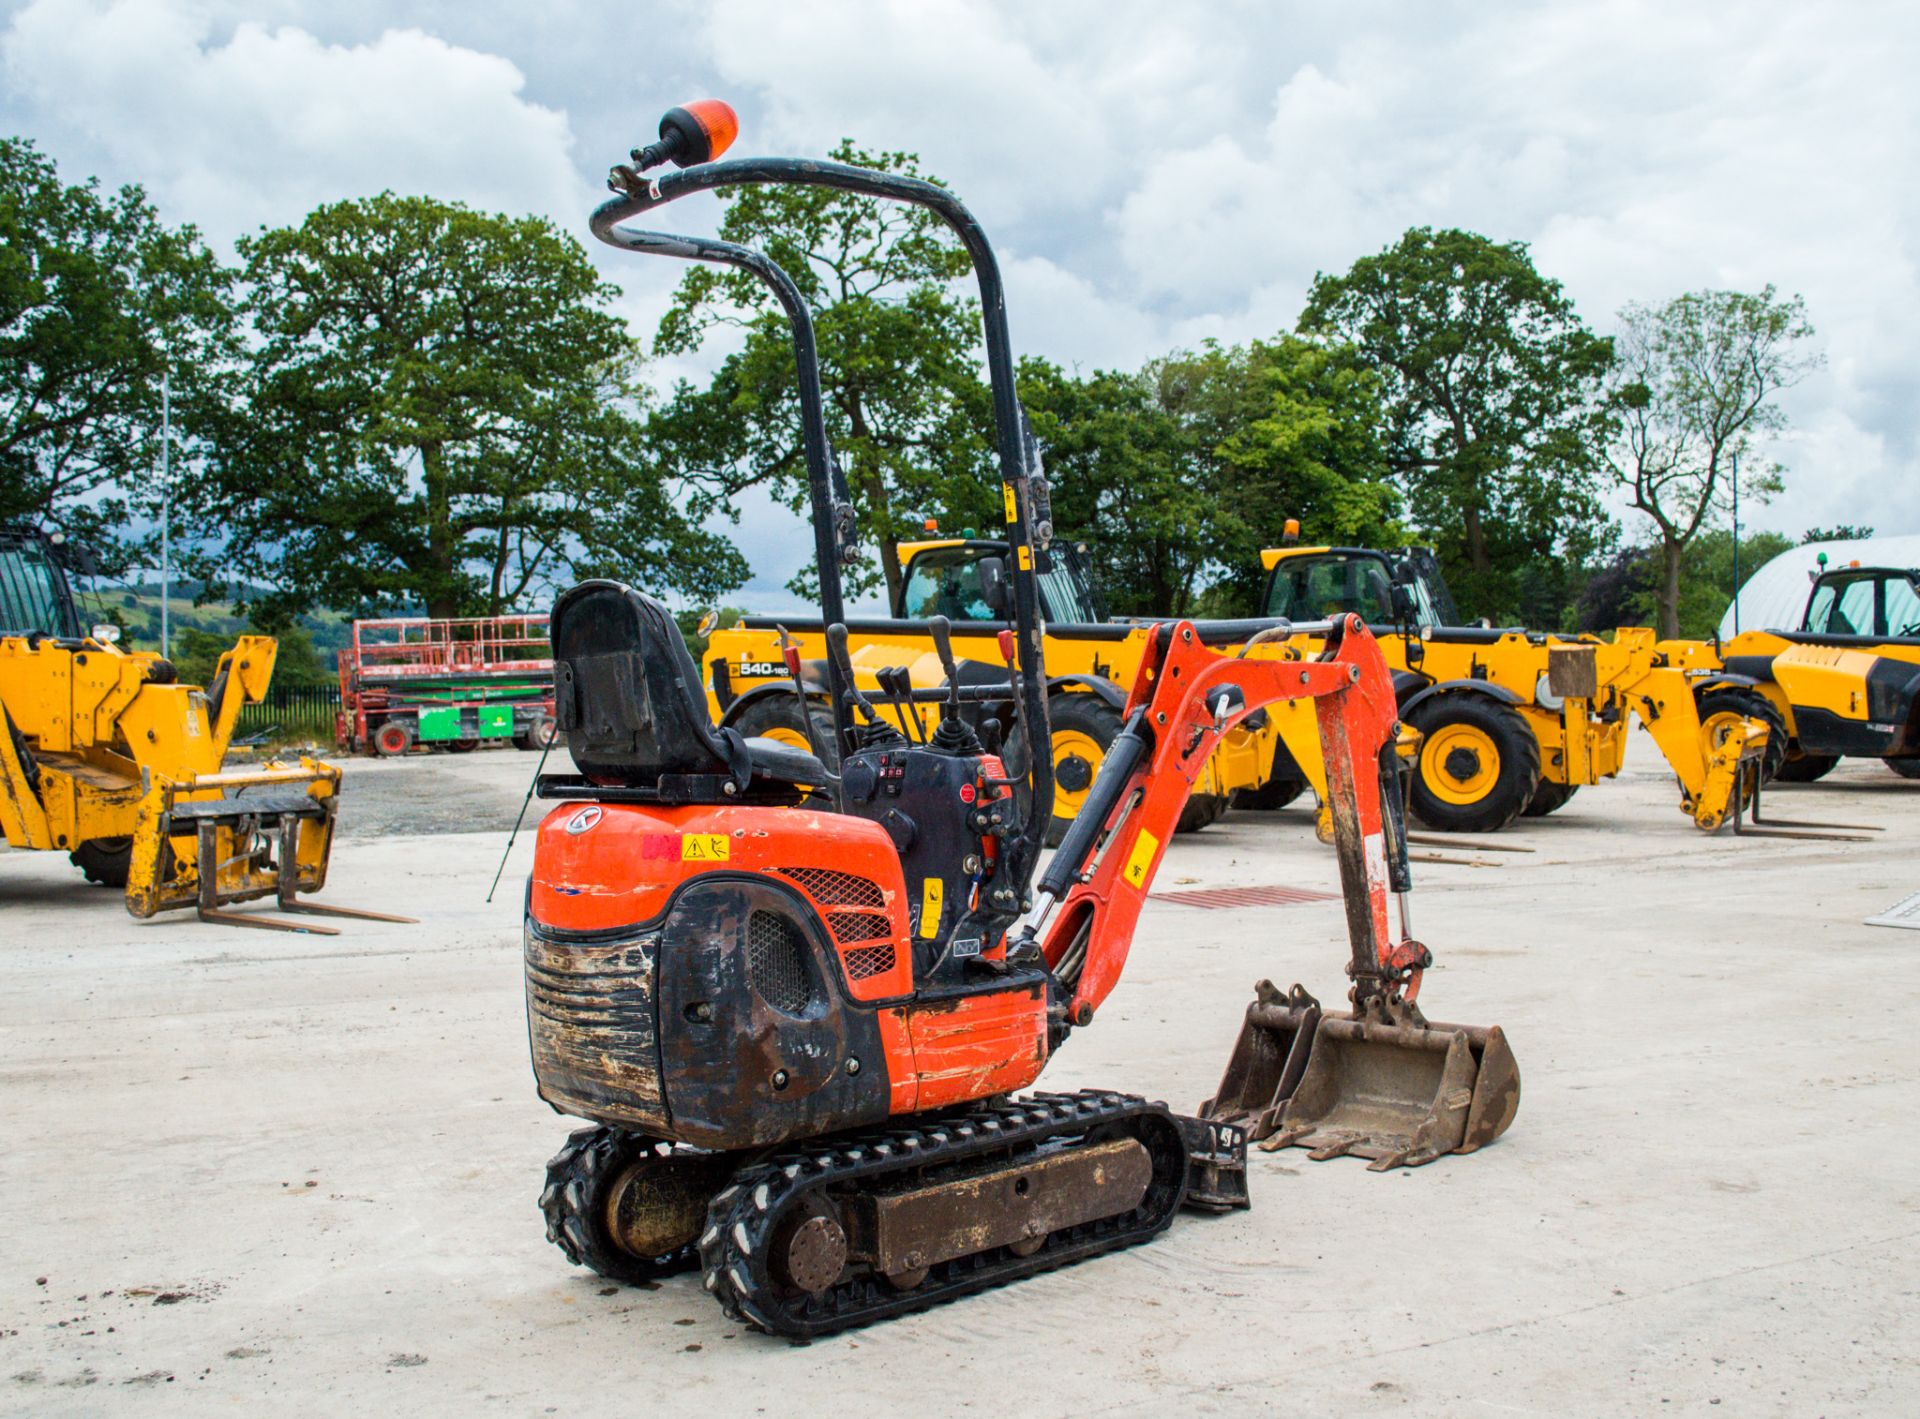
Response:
695,1090,1189,1340
540,1126,703,1285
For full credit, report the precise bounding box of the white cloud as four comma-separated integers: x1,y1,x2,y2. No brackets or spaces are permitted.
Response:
2,0,589,243
3,0,1915,584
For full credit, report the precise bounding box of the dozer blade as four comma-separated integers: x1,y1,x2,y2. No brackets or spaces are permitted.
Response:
1259,1011,1520,1171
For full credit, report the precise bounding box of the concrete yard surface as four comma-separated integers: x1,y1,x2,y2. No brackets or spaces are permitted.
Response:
2,747,1917,1415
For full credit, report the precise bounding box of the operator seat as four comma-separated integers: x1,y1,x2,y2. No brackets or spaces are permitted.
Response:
550,579,825,797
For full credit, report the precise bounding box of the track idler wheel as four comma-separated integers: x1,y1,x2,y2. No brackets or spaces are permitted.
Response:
540,1126,728,1285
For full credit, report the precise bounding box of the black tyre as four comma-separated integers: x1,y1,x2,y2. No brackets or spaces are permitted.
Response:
1044,693,1124,848
1775,752,1840,783
514,715,559,751
373,720,414,758
446,738,480,754
729,694,840,770
539,1126,699,1286
1696,688,1787,785
1888,758,1920,780
1404,694,1541,833
1177,793,1230,833
69,837,133,887
1522,779,1579,817
1233,776,1306,811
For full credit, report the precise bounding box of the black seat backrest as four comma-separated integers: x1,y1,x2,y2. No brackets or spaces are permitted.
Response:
550,580,741,785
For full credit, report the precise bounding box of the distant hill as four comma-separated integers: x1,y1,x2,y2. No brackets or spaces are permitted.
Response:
84,582,353,668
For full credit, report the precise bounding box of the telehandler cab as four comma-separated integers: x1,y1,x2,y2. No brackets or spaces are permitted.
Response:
520,102,1518,1339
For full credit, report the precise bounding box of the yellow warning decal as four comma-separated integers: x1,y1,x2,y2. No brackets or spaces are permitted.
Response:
1003,483,1018,523
1122,827,1159,889
1017,545,1033,570
681,834,731,861
919,876,944,938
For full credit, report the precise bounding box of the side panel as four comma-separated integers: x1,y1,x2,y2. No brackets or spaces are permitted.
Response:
906,984,1048,1112
529,800,900,935
524,922,670,1132
655,877,891,1149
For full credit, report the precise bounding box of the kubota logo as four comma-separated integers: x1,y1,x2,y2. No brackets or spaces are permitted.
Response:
565,806,603,835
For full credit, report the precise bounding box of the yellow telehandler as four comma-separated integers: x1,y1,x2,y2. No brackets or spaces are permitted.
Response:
1250,533,1771,834
1661,553,1920,783
700,532,1269,842
0,525,405,933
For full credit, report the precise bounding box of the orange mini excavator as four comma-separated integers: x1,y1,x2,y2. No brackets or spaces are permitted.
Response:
522,104,1518,1338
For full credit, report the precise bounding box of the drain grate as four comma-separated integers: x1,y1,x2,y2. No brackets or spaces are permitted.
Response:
1149,884,1339,910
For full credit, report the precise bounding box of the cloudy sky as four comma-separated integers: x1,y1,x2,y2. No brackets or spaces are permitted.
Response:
5,0,1915,608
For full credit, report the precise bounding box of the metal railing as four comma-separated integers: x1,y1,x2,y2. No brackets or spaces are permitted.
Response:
235,685,341,741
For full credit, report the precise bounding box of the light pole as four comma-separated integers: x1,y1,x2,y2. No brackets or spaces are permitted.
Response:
159,370,171,659
1729,450,1740,636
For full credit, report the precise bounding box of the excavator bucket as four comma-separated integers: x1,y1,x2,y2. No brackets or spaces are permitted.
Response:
1201,618,1520,1170
1258,1010,1519,1171
1199,980,1320,1140
1202,986,1520,1171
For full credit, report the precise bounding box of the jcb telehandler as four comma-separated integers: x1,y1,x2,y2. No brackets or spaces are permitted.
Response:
0,524,403,933
520,103,1517,1339
702,531,1260,839
1667,553,1920,784
1249,533,1773,834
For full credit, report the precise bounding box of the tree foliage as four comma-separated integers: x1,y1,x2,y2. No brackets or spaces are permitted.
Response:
1603,286,1819,637
1299,227,1614,619
183,193,740,621
0,137,234,566
1023,339,1397,616
648,142,992,606
1801,523,1873,545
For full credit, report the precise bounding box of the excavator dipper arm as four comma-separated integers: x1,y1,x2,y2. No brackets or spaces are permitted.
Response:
1029,614,1411,1022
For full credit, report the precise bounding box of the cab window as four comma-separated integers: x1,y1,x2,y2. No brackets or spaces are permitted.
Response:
1886,576,1920,638
0,531,79,638
900,548,998,622
1805,576,1877,636
1264,554,1397,624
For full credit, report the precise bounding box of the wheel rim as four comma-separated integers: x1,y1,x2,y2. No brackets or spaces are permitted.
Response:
376,726,409,754
1701,710,1760,803
1420,724,1500,804
760,725,812,753
1051,729,1107,818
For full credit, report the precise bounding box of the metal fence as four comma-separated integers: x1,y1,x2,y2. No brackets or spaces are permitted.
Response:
235,685,340,742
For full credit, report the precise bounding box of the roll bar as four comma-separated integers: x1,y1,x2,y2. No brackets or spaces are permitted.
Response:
589,150,1056,891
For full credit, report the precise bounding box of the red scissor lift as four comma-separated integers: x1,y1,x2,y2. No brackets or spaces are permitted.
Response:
337,615,557,757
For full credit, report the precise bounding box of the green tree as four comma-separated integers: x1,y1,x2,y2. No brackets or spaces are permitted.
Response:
1298,227,1614,618
1802,524,1873,544
1018,358,1206,615
647,142,993,607
0,137,234,563
1603,286,1821,638
1021,339,1397,617
184,193,741,621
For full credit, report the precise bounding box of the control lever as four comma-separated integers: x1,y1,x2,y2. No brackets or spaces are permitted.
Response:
827,623,903,745
775,626,839,789
879,666,926,742
927,616,982,754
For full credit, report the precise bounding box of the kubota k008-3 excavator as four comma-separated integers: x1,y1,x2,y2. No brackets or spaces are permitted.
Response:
521,103,1519,1339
